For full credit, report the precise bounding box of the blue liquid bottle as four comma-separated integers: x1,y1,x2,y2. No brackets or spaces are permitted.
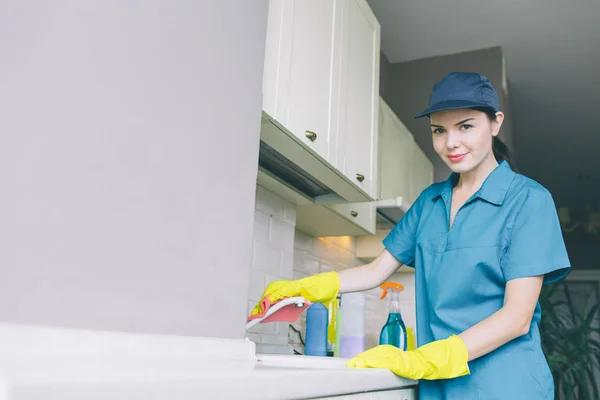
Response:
305,302,329,356
379,282,407,350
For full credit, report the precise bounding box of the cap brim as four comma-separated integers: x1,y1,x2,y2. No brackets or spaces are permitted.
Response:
415,100,489,119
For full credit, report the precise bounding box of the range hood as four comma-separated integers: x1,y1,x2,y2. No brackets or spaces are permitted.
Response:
374,196,411,226
355,197,412,262
257,112,374,205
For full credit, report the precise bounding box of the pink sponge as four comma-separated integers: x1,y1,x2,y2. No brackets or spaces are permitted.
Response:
247,297,311,326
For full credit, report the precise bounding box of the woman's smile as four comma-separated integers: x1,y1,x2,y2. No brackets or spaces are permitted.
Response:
447,153,468,163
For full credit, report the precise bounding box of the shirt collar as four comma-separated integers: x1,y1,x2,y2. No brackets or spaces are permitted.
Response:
432,161,516,206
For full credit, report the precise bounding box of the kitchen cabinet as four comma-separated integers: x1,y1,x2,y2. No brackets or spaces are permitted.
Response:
311,387,417,400
409,143,434,204
262,0,380,199
262,0,340,164
334,0,381,199
378,98,415,202
377,97,433,206
270,0,380,237
296,200,376,237
296,97,436,238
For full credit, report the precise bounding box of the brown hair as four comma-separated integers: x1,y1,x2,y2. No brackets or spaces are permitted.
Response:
472,107,513,169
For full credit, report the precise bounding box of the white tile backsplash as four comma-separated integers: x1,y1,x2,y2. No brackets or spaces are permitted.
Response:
283,203,297,225
295,252,320,275
252,240,281,276
248,184,417,351
280,250,295,279
248,186,297,348
253,210,270,242
293,269,310,280
254,186,285,219
294,230,314,252
269,217,295,250
248,270,268,302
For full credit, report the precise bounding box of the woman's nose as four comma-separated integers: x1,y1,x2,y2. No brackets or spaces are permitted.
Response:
445,131,461,149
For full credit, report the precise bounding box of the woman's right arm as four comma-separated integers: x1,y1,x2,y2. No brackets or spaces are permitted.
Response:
338,249,402,293
249,249,402,317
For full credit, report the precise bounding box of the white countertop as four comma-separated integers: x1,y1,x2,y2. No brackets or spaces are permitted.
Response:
0,323,417,400
2,355,417,400
251,354,417,400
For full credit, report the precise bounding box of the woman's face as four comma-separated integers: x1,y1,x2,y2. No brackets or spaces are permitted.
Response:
430,108,504,174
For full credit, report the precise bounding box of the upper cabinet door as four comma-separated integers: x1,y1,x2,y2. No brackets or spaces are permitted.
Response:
262,0,341,162
409,144,434,204
336,0,381,198
378,98,415,201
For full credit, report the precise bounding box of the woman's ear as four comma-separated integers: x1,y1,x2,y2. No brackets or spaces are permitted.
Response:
491,112,505,137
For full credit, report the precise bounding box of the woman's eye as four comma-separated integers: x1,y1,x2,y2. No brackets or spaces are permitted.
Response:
432,128,445,134
460,124,473,131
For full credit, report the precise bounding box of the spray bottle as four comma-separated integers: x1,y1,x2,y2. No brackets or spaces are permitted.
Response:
379,282,407,350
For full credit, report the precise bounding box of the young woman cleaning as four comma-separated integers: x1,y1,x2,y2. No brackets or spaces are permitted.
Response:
250,72,570,399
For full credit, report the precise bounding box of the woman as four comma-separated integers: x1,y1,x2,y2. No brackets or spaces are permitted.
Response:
251,72,570,399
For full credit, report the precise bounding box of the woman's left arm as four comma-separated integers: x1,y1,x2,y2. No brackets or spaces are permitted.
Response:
459,275,543,361
346,275,544,380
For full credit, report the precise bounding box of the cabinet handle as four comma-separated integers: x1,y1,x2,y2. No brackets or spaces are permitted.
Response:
356,173,365,182
350,211,358,217
305,130,317,142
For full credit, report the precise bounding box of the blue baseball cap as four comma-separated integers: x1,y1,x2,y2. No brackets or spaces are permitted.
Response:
415,72,500,119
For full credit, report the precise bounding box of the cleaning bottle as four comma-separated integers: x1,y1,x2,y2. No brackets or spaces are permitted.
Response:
379,282,407,350
305,302,328,356
327,297,339,356
338,292,366,358
333,296,342,357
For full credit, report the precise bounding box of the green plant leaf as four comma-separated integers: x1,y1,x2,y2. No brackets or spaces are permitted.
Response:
588,367,600,400
583,304,599,327
540,281,600,399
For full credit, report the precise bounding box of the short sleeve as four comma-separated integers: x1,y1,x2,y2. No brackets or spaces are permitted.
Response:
382,191,426,267
502,189,571,283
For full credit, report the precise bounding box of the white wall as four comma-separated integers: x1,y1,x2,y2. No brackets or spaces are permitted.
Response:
248,186,416,351
0,0,268,339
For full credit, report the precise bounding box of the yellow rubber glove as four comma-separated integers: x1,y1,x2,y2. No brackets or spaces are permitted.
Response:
250,271,340,316
346,335,470,380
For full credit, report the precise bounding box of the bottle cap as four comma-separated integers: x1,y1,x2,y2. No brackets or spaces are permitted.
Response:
380,282,404,299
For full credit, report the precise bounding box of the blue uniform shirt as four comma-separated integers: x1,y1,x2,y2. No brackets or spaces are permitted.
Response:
383,161,570,400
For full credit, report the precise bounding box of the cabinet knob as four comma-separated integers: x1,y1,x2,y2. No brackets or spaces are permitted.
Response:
305,130,317,142
350,211,358,217
355,173,365,182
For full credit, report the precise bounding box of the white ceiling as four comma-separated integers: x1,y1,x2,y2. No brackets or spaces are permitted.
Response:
367,0,600,212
